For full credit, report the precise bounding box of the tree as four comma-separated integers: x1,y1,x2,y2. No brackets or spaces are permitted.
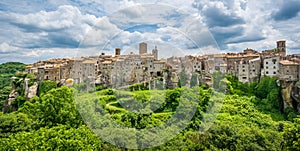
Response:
283,117,300,150
37,80,57,96
0,125,102,150
20,86,83,128
0,112,35,138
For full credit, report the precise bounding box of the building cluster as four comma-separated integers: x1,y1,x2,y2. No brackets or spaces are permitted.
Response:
26,43,167,88
26,41,300,88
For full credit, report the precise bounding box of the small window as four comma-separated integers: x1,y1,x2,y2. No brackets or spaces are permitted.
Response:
273,66,276,69
242,69,245,72
266,66,268,69
242,77,247,79
266,71,269,74
274,72,276,74
287,70,289,73
266,62,268,64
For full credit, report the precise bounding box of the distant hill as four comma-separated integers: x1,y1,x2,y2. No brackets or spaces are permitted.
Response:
0,62,26,75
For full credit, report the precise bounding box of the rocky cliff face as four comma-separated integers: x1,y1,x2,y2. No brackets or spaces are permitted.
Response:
2,90,19,113
281,82,293,108
26,82,38,100
281,81,300,113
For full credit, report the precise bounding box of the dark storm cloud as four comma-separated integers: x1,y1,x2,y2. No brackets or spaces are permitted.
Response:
273,0,300,21
210,26,244,49
203,7,245,27
226,35,266,44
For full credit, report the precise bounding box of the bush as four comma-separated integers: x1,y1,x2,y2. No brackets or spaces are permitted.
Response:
37,80,57,96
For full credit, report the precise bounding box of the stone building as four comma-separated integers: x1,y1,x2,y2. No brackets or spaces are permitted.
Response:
82,59,97,83
226,53,260,77
139,42,147,55
96,43,165,88
262,56,280,77
152,46,158,60
279,60,299,81
277,40,286,58
248,57,261,83
238,60,250,83
214,54,228,74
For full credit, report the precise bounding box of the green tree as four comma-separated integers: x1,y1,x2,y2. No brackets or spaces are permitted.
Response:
0,125,102,150
20,86,83,128
37,80,57,96
283,117,300,150
0,112,35,138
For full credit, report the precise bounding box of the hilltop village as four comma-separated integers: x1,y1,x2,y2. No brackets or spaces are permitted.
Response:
25,41,300,111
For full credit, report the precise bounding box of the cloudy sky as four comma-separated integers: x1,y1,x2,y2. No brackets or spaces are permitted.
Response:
1,0,300,63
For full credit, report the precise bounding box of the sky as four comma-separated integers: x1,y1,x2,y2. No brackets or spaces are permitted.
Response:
1,0,300,64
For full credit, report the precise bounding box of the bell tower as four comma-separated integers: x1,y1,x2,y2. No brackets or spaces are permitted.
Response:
277,40,286,57
152,46,158,60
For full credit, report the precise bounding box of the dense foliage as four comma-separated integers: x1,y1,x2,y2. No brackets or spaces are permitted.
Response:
0,62,26,110
0,62,26,89
0,70,299,150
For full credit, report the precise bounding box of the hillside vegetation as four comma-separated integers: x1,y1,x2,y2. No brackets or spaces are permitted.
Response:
0,66,299,150
0,62,26,110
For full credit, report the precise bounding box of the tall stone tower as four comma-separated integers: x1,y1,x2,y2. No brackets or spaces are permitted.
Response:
152,46,158,60
277,40,286,57
115,48,121,56
139,42,147,54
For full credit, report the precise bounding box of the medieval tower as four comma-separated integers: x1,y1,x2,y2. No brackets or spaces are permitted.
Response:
277,40,286,57
139,42,147,54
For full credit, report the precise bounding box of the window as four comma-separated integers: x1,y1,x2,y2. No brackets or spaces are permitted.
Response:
242,69,245,72
253,70,255,72
287,70,289,73
266,62,268,64
274,72,276,74
266,71,269,74
273,66,276,69
266,66,268,69
242,77,247,79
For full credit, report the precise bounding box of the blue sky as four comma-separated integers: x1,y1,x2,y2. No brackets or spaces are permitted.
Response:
1,0,300,63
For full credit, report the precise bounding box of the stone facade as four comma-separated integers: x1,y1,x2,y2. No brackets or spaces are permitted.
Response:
27,40,299,88
248,57,261,83
279,60,299,81
238,60,250,83
262,56,280,78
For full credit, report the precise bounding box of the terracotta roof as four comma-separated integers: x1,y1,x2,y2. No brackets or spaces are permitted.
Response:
280,60,299,65
82,60,97,64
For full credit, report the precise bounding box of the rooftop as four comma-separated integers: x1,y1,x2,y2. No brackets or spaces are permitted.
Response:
280,60,299,65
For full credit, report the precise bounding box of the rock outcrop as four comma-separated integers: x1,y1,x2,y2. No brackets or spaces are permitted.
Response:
26,82,38,100
2,91,19,113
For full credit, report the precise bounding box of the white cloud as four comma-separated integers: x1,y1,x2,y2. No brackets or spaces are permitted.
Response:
0,43,19,53
1,0,300,64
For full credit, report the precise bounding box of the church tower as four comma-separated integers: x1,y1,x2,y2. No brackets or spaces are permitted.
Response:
139,42,147,54
152,46,158,60
277,40,286,57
